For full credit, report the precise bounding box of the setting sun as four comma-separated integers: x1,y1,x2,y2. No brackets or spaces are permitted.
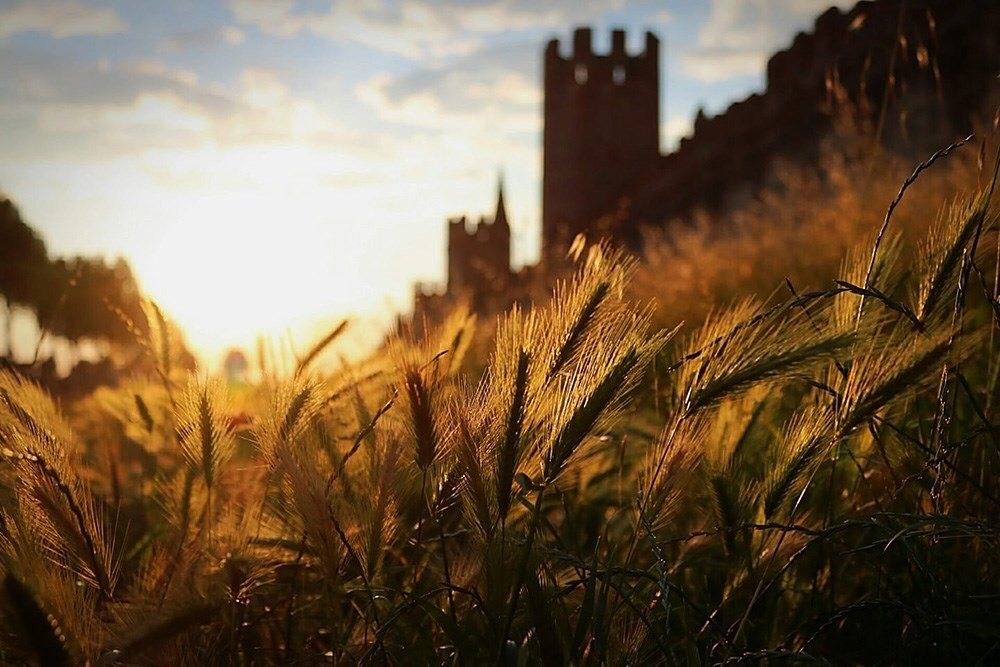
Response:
136,178,384,359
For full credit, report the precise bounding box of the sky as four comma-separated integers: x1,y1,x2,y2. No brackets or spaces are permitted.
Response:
0,0,852,364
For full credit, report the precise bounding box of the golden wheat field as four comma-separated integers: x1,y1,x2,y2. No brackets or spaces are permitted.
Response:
3,1,1000,663
1,141,999,664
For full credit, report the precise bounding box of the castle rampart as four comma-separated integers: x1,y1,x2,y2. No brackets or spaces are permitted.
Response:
620,0,999,234
412,0,1000,326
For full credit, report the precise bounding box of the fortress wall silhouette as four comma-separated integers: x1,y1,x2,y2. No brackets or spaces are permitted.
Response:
411,0,1000,325
620,0,999,236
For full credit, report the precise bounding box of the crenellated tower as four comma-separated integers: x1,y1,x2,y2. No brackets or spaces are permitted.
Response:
445,177,511,309
542,28,660,266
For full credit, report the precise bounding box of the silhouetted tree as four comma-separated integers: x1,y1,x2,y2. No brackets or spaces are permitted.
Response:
0,198,50,355
37,256,147,346
1,196,152,360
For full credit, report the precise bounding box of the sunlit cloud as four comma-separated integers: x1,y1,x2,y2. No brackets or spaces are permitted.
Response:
0,0,126,39
228,0,482,60
1,52,226,125
356,69,538,135
684,50,765,83
354,40,541,136
37,93,210,138
228,0,626,62
2,52,367,157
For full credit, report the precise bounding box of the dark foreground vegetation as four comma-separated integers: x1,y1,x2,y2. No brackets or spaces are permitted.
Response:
1,139,999,664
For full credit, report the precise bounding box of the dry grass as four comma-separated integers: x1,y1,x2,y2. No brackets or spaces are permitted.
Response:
1,142,999,665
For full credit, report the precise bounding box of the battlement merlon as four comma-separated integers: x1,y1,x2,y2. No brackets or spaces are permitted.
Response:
611,29,625,56
448,215,470,238
644,32,659,61
573,27,592,59
544,28,659,64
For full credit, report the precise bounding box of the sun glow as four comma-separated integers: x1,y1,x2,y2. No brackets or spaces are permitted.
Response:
135,181,387,365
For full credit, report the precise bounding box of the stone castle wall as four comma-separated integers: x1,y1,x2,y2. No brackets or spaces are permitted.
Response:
412,0,1000,325
621,0,1000,234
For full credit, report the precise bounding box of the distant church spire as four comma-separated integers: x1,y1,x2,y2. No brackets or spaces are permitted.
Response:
493,173,508,228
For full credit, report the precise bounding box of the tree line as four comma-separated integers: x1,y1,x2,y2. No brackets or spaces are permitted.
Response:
0,196,148,357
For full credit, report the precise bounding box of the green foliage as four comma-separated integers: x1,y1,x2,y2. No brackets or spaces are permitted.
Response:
0,198,48,309
0,197,156,353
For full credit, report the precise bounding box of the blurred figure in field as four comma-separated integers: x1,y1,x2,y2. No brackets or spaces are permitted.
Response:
223,348,249,384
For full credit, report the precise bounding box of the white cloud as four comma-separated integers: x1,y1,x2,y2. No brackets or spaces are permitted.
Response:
0,1,125,39
684,0,854,82
162,25,246,50
118,59,200,87
221,26,246,45
356,63,539,137
351,38,541,137
229,0,480,60
228,0,620,61
466,71,541,106
1,50,376,160
228,0,296,34
652,9,672,24
684,50,764,83
36,92,211,136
